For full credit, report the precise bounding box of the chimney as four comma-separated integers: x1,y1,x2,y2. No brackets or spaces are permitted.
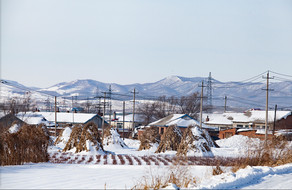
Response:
113,111,117,120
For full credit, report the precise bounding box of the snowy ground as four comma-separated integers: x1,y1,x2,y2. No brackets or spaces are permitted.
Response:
1,163,292,189
1,135,292,189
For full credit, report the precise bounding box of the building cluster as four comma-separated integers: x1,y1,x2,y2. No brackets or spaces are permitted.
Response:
0,108,291,140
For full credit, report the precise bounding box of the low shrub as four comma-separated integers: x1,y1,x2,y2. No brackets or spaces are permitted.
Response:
133,164,196,189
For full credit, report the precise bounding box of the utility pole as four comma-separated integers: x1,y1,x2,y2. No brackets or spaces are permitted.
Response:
224,96,227,113
122,101,125,140
86,97,90,113
131,88,137,132
108,85,112,128
102,92,106,137
199,81,206,128
273,104,277,136
72,96,74,125
263,71,274,144
54,96,57,137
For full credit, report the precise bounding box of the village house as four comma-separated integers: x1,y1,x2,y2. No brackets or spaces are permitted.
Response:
203,110,292,131
110,113,144,130
0,111,108,136
38,111,105,128
205,110,292,140
218,128,275,140
0,113,25,133
147,114,218,136
109,113,144,138
16,112,54,127
0,112,55,134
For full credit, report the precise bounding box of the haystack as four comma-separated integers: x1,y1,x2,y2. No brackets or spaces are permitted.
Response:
38,124,53,145
76,122,104,153
62,122,104,153
177,125,215,156
138,126,160,150
103,128,128,148
0,124,49,166
155,125,182,153
63,125,83,152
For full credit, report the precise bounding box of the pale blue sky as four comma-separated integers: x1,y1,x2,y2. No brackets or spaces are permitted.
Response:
1,0,292,88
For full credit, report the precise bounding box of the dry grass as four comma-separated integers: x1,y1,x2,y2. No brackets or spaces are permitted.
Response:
62,122,104,153
231,136,292,172
212,165,224,175
138,127,160,150
63,125,83,152
0,124,49,166
177,126,213,156
155,125,182,153
76,122,103,153
133,163,196,190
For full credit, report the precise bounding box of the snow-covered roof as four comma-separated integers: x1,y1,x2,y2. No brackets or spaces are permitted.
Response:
203,113,235,125
234,110,291,123
38,112,101,124
203,110,292,125
16,112,53,126
115,114,144,122
148,114,215,129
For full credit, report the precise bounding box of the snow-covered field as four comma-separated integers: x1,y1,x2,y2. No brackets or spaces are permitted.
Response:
1,135,292,189
2,161,292,189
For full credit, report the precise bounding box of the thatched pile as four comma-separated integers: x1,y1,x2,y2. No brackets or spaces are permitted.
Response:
63,122,104,153
138,126,160,150
103,128,128,148
155,125,182,153
38,124,54,146
63,125,82,152
0,124,49,166
177,126,215,156
54,126,72,148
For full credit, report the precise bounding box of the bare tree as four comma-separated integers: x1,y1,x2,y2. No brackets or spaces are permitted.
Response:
177,93,200,118
137,101,158,125
138,93,201,124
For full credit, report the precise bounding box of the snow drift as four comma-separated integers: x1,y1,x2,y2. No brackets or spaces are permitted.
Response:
103,128,128,148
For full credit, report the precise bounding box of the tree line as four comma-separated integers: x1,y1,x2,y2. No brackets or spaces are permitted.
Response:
137,93,208,125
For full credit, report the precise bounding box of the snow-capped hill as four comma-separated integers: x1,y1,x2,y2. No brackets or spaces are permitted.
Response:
1,77,292,110
156,76,205,86
40,79,109,97
159,75,183,85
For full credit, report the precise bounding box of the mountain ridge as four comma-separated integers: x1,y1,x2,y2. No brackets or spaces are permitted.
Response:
1,76,292,110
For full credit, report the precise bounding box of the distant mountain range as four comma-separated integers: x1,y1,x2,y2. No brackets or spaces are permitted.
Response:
1,76,292,110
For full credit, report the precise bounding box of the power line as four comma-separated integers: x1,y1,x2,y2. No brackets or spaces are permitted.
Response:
270,70,292,78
